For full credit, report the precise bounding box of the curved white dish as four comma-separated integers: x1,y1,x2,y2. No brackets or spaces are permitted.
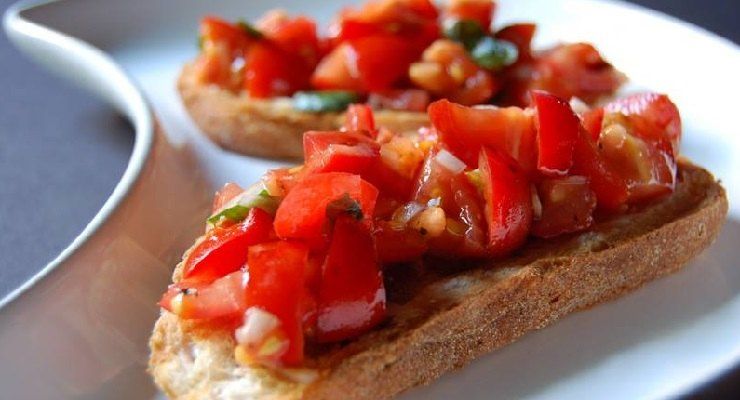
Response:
1,0,739,399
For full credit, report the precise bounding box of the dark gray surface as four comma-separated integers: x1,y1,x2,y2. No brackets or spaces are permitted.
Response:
0,0,737,397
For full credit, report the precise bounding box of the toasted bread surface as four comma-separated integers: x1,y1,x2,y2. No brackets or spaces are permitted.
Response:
178,63,430,158
149,161,728,399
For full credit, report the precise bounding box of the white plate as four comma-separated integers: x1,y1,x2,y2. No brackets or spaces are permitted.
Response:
2,0,739,399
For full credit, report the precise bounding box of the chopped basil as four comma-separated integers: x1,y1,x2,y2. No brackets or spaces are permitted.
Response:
236,20,263,39
470,37,518,71
443,19,486,51
207,188,279,226
326,193,364,221
293,91,360,113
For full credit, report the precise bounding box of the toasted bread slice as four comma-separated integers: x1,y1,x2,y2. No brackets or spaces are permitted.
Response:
149,160,727,399
178,63,430,158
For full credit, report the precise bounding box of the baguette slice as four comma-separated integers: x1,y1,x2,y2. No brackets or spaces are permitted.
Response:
178,63,430,158
149,160,728,400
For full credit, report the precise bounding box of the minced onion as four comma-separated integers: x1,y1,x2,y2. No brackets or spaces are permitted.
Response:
569,97,590,117
391,202,425,227
435,149,466,174
235,307,281,345
531,185,543,221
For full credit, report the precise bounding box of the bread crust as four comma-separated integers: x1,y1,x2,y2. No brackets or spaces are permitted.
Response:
149,161,728,399
178,63,430,158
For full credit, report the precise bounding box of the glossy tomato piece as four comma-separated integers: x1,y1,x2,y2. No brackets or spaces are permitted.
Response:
312,36,419,92
183,208,274,283
367,89,430,112
603,92,681,155
581,107,604,141
303,131,381,175
159,269,248,320
244,42,310,98
445,0,495,30
531,90,580,175
532,43,625,104
375,221,428,263
274,172,379,247
531,176,597,238
478,147,532,257
571,128,629,212
258,12,321,67
335,0,439,45
343,104,376,132
428,99,537,170
200,16,253,57
316,216,386,342
212,182,245,213
247,241,309,366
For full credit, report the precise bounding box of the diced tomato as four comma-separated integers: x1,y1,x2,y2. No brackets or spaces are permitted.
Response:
247,241,309,366
244,42,311,98
212,182,245,213
200,16,253,57
343,104,376,133
363,157,417,200
581,107,604,141
375,220,428,263
448,173,488,256
598,114,676,203
603,92,681,155
335,0,439,46
532,43,625,104
428,99,536,170
445,0,495,30
531,90,580,175
367,89,430,112
316,216,386,342
413,150,457,207
258,11,321,67
571,127,629,212
183,208,274,282
494,23,536,62
159,269,248,320
531,176,597,238
312,36,420,92
274,173,379,247
303,131,381,175
478,147,532,257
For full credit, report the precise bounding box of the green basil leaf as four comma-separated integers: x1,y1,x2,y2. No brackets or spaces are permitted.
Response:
293,91,360,113
207,205,251,225
470,37,518,71
236,20,264,39
443,19,486,51
197,35,204,50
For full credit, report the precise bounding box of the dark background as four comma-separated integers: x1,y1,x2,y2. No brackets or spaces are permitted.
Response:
0,0,737,397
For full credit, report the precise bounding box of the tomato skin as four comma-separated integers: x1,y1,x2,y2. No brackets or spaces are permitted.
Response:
316,217,386,342
247,241,309,366
258,13,321,67
312,36,420,92
183,208,274,283
335,0,439,47
571,128,629,212
212,182,245,213
273,173,379,248
531,176,597,238
428,99,536,170
244,42,310,98
478,147,532,257
159,270,248,320
343,104,376,133
303,131,381,175
445,0,495,30
367,89,430,112
531,90,580,175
